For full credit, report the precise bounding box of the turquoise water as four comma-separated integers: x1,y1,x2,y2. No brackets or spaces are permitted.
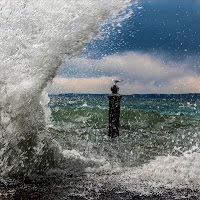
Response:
1,95,200,199
49,95,200,168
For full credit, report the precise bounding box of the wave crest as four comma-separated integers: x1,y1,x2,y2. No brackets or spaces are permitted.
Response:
0,0,131,178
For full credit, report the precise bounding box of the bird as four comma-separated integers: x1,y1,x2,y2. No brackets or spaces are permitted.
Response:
112,79,124,85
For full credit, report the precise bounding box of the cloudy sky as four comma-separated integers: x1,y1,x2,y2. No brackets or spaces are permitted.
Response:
47,0,200,95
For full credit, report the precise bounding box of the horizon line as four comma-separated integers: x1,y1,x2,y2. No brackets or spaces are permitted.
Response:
48,93,200,96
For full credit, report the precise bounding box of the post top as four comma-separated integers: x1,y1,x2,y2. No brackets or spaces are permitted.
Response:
111,85,119,94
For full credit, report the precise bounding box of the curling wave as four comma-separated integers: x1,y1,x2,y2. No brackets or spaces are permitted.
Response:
0,0,131,178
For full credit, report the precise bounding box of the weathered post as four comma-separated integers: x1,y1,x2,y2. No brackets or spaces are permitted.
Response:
108,84,121,138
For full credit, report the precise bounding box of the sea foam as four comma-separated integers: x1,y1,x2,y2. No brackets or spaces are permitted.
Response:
0,0,132,178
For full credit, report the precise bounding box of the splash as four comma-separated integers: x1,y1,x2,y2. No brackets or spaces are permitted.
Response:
92,148,200,197
0,0,132,178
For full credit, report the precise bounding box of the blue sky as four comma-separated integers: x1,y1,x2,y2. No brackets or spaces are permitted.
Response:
48,0,200,95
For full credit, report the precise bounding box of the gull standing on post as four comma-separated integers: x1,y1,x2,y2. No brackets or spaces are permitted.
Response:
112,79,124,85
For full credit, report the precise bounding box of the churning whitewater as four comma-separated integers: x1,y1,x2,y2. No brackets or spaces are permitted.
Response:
0,0,132,178
1,0,200,199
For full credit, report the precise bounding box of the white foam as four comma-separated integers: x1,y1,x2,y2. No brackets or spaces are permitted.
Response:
81,103,88,107
0,0,131,178
62,149,113,174
93,146,200,194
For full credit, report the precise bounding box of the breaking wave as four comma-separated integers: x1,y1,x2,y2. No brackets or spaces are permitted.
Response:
0,0,132,178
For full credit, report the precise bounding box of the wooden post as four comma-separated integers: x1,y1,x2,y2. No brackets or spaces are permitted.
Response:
108,85,121,138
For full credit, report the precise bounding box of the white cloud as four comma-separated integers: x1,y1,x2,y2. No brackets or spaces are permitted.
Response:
63,51,191,80
101,52,189,79
47,76,117,94
47,51,200,94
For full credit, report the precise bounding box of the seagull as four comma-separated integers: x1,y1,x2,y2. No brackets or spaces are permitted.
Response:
112,79,124,85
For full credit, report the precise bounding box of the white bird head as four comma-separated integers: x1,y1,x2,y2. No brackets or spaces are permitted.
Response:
112,79,123,85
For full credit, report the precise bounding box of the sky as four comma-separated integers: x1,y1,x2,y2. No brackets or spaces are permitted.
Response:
47,0,200,95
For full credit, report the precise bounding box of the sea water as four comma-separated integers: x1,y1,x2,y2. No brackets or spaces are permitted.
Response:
46,95,200,198
1,0,200,199
49,95,200,167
